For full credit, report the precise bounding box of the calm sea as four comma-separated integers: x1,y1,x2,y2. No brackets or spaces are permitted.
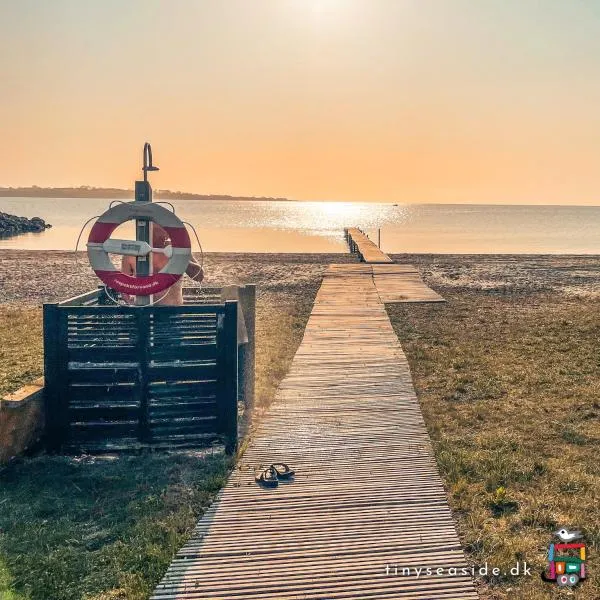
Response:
0,198,598,254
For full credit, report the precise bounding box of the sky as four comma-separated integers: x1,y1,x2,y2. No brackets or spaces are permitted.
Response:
1,0,599,204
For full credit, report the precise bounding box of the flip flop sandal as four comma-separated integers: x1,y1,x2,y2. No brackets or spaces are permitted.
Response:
271,463,295,480
255,466,278,488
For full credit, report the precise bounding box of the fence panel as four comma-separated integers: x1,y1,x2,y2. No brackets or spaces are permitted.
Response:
44,297,240,453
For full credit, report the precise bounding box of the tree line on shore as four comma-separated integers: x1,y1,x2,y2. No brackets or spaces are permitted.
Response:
0,186,290,202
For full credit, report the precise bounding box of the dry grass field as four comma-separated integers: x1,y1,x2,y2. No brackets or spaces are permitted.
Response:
387,255,600,599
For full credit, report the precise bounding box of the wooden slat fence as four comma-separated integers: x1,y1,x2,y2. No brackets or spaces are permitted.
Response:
42,286,254,453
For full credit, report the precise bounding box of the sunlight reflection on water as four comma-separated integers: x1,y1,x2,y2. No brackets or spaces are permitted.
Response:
0,198,598,254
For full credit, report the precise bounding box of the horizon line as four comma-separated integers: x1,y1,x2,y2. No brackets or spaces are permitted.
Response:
0,185,599,208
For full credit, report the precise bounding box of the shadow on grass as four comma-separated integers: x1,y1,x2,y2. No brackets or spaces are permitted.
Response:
0,451,231,600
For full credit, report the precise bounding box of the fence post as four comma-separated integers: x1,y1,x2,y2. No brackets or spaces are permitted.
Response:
43,303,61,451
238,284,256,409
136,308,151,443
217,301,238,453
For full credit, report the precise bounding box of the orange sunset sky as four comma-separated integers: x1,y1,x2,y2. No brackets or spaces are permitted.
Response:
1,0,599,204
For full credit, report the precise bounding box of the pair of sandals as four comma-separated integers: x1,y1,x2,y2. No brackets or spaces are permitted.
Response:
255,463,295,487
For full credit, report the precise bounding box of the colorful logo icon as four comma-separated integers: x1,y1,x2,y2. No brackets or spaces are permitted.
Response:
542,528,587,587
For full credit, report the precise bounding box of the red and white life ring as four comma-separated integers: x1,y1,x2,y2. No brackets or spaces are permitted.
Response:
86,202,192,296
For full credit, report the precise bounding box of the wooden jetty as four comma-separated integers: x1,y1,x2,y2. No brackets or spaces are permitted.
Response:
152,264,474,599
344,227,393,263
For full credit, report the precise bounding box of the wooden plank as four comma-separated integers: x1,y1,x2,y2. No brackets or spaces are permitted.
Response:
150,344,217,362
57,289,101,307
69,405,139,422
68,347,139,363
371,264,446,303
149,416,218,437
67,366,138,384
149,381,217,398
2,380,44,408
152,264,475,600
324,263,445,304
69,420,139,440
148,400,217,419
148,362,217,382
68,383,136,404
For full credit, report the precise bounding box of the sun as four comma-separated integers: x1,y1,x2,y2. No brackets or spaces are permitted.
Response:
308,0,346,12
286,0,360,28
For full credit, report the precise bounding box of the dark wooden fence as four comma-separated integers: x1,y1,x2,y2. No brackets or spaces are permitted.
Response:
43,286,254,454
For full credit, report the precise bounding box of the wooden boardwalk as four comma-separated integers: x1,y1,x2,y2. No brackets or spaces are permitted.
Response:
328,264,445,304
345,228,393,263
372,264,445,303
152,265,475,599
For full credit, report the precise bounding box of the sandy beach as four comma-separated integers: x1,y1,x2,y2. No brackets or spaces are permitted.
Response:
0,251,357,305
0,250,598,304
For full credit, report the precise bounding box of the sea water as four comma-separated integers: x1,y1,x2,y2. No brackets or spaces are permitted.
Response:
0,198,598,254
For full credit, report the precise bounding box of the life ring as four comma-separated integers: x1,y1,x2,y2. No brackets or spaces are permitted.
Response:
86,202,192,296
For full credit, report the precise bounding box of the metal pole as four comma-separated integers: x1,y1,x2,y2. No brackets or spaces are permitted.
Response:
134,143,159,306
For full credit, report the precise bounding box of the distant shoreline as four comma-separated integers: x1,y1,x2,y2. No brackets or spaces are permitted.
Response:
2,190,600,207
0,187,291,202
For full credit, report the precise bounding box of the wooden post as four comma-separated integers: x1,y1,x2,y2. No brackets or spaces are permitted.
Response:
136,308,151,443
43,303,61,451
238,285,256,408
56,310,71,448
216,301,238,453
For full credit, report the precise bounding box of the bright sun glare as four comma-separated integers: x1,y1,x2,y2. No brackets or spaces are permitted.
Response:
288,0,358,27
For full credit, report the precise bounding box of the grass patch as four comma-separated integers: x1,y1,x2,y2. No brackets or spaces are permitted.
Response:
0,453,230,600
0,307,43,397
387,292,600,599
0,287,316,599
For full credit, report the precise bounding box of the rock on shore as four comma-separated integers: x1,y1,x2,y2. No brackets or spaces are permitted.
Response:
0,212,51,236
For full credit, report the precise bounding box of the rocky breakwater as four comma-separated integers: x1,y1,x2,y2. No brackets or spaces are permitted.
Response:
0,212,52,237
